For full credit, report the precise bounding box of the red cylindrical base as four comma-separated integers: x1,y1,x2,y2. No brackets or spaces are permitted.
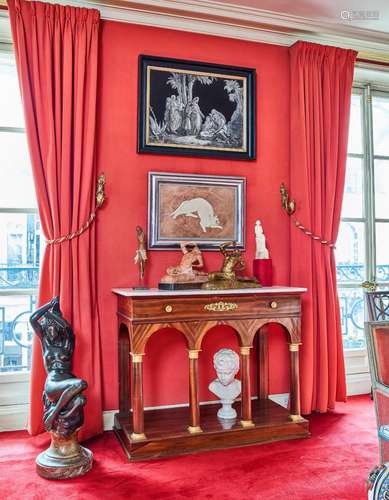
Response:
253,259,273,287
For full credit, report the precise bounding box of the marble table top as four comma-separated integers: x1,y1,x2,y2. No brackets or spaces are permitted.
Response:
112,286,307,297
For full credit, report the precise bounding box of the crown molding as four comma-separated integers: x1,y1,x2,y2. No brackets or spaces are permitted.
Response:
62,0,389,61
1,0,389,62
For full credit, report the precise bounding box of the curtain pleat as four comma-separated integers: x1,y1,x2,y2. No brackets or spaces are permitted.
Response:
289,41,357,414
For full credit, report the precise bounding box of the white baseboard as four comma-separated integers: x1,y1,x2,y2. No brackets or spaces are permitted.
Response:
103,409,116,431
0,404,29,432
268,393,289,408
346,372,372,396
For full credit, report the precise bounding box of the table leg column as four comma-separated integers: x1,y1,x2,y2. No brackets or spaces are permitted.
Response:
289,343,304,423
240,346,255,428
130,353,146,441
188,350,202,434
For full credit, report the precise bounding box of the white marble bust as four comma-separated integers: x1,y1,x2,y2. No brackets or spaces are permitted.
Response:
255,220,269,259
209,348,241,419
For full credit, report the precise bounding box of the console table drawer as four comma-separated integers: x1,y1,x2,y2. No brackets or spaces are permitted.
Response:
122,294,301,322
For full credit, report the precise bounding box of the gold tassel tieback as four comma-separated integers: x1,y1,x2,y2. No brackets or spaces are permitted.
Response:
46,174,106,245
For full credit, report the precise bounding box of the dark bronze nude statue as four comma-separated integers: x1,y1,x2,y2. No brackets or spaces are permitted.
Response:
30,297,92,479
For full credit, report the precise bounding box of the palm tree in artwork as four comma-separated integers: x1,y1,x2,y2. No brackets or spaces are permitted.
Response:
167,73,186,103
224,79,244,144
187,75,214,102
167,73,215,105
224,79,243,117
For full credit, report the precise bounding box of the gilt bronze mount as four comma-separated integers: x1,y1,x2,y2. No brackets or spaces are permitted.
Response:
280,183,296,216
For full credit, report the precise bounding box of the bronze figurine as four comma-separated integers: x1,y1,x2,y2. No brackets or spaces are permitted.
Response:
159,242,208,290
202,241,260,290
30,297,93,479
133,226,148,288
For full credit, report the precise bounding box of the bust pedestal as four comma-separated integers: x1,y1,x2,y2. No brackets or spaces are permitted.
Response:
217,399,237,419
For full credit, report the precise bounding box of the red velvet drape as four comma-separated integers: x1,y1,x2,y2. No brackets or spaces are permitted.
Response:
289,41,357,414
7,0,103,439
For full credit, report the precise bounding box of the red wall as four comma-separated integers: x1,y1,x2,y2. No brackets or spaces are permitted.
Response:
96,20,291,410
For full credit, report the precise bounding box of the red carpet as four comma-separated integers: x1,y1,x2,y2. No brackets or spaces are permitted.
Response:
0,395,378,499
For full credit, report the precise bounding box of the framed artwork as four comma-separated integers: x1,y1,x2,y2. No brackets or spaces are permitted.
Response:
148,172,245,250
138,55,256,160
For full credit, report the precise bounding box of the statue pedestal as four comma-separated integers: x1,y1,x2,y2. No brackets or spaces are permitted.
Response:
253,259,273,287
36,432,93,480
159,280,206,291
217,399,237,419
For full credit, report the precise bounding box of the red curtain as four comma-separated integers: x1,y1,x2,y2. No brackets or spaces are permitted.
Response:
7,0,103,440
289,41,357,414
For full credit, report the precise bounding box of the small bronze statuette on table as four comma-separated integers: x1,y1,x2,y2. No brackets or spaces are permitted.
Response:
202,241,260,290
133,226,148,289
30,297,92,479
159,242,208,290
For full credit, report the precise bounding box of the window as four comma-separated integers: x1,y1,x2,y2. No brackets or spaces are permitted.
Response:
0,50,42,374
337,84,389,350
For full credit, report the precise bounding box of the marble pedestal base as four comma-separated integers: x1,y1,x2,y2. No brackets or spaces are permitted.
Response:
36,432,93,480
217,399,237,420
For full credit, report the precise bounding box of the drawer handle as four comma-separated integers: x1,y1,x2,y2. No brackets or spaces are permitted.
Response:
269,301,278,309
165,305,173,313
204,301,238,312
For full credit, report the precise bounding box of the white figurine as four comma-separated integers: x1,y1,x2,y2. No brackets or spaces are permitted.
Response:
255,220,269,259
209,348,241,420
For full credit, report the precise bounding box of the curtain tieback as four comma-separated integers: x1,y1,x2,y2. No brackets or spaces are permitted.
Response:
292,218,336,248
46,174,106,245
280,183,336,248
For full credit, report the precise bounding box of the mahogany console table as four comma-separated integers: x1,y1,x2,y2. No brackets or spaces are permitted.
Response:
113,287,310,460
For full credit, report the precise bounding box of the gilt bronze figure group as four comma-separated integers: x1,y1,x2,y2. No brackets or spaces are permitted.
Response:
202,241,260,290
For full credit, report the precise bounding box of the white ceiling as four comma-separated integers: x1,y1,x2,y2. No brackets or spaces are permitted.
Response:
1,0,389,61
218,0,389,33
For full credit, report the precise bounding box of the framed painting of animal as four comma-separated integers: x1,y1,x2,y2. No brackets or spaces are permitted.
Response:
138,55,256,160
148,172,245,250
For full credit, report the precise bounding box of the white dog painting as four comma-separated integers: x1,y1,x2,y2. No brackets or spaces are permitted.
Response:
170,198,223,233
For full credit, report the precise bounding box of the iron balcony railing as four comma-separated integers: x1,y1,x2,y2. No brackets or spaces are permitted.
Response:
1,264,389,371
0,263,40,289
337,264,389,283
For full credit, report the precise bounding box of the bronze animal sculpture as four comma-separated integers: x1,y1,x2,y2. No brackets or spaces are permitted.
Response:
202,242,260,290
30,297,92,479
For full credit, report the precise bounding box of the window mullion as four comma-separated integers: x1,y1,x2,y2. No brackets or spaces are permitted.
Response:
363,84,376,284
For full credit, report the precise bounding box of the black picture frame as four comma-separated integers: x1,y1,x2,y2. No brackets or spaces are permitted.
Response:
138,55,256,160
148,172,246,250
